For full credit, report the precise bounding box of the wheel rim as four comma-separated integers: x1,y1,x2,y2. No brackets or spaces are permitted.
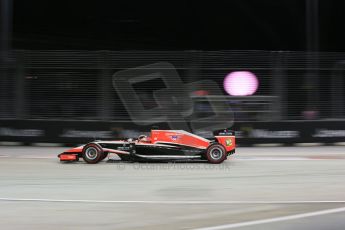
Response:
85,147,98,160
210,147,223,160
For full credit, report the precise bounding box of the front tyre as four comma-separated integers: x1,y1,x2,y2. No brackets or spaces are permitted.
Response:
82,143,104,164
205,143,227,164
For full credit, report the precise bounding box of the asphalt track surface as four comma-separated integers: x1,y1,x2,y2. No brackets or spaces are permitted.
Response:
1,145,345,230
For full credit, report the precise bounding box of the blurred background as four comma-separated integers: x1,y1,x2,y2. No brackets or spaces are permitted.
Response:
1,0,345,145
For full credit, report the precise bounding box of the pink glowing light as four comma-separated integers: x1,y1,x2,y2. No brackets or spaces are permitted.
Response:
223,71,259,96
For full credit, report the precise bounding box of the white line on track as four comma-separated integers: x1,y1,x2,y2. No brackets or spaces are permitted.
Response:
193,206,345,230
0,198,345,204
0,156,54,159
233,157,325,161
16,156,55,159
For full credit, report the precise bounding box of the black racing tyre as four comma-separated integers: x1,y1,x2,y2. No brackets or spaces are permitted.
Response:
205,143,227,164
82,143,104,164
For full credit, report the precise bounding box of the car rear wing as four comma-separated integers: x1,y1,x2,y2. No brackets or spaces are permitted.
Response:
213,129,236,153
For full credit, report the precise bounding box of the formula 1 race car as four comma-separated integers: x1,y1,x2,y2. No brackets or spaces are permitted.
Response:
58,129,236,164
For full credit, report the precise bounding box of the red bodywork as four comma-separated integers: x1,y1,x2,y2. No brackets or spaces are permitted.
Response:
215,135,236,152
151,130,235,152
59,153,78,161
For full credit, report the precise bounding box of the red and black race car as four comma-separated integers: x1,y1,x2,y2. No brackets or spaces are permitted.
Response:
58,129,236,164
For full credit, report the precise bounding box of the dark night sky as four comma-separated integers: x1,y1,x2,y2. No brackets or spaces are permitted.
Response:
11,0,345,51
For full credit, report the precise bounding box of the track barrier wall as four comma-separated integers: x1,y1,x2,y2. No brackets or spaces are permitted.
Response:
1,120,345,145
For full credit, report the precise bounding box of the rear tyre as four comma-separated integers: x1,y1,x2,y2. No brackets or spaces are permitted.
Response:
205,143,227,164
82,143,104,164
